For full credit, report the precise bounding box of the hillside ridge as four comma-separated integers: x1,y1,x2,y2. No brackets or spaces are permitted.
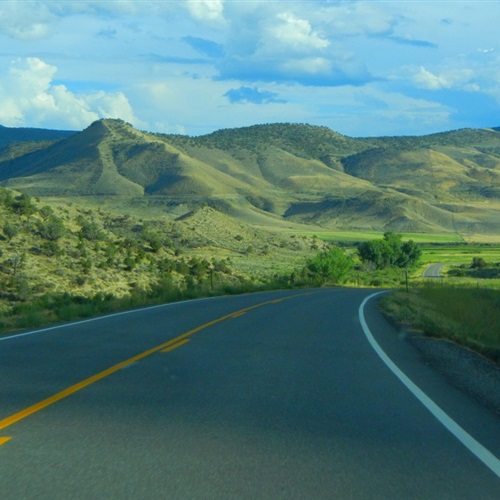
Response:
1,119,500,236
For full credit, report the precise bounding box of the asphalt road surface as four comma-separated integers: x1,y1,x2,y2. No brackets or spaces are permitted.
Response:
0,288,498,499
423,263,444,278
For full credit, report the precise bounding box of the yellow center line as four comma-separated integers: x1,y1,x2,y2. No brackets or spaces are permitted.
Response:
161,338,190,352
229,311,247,319
0,437,12,446
0,292,310,434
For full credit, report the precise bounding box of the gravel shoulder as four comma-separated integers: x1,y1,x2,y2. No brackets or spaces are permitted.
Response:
406,333,500,417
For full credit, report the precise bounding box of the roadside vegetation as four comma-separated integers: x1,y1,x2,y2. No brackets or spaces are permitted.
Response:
0,186,421,334
380,285,500,363
379,245,500,363
1,184,499,366
0,187,326,334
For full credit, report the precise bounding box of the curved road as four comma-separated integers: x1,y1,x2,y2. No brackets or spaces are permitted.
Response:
0,288,498,498
423,263,444,278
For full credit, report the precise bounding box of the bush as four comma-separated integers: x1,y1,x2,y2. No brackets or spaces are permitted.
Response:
471,257,487,269
12,193,36,215
36,216,66,241
3,222,18,241
79,220,103,241
305,246,354,285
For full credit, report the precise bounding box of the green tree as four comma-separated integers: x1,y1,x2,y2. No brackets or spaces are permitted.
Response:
306,246,354,284
358,238,392,269
0,188,15,209
399,240,422,268
358,232,420,270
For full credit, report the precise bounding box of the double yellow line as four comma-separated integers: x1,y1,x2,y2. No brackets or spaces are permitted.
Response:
0,294,303,444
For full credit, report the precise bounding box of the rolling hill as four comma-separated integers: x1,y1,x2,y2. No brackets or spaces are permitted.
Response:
1,119,499,236
0,124,75,150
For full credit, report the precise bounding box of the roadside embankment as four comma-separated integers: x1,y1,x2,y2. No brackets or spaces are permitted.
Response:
379,285,500,363
379,285,500,416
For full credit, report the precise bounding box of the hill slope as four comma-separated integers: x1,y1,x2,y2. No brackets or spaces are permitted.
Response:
0,124,75,151
1,119,499,236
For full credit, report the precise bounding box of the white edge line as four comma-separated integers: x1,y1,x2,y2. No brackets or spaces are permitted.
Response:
0,288,297,343
0,295,216,343
359,291,500,479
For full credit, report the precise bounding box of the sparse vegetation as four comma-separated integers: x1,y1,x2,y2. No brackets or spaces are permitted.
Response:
2,119,500,236
0,186,325,334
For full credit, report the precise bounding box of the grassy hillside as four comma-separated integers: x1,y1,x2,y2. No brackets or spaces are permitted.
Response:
1,119,500,238
0,186,325,331
0,124,75,150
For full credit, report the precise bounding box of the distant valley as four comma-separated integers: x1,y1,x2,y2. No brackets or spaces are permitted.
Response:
1,119,500,238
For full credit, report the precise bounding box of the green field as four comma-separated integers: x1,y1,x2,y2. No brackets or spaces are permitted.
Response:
301,230,500,268
419,244,500,265
305,230,465,244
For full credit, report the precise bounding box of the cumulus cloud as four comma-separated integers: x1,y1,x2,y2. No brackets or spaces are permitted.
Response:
412,66,476,91
0,57,139,129
217,9,371,86
186,0,224,23
266,12,329,52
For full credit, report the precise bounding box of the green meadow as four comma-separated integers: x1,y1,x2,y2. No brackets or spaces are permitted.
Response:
418,244,500,265
305,230,464,244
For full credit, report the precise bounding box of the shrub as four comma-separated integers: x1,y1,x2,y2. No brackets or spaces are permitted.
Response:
79,220,103,241
471,257,487,269
305,246,354,285
3,222,18,241
12,193,36,215
36,216,66,241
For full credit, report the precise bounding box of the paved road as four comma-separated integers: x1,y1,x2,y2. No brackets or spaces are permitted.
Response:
423,263,444,278
0,289,498,498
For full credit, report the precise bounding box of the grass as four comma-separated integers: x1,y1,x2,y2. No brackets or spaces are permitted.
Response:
0,276,296,336
419,243,500,265
380,284,500,363
303,230,464,244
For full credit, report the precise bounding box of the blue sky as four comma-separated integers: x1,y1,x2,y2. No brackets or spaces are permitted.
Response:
0,1,498,137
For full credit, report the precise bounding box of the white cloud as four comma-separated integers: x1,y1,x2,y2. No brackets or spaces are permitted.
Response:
217,7,370,86
0,1,53,40
0,1,498,135
412,66,476,91
314,2,396,38
0,57,140,129
281,57,332,76
268,13,329,52
186,0,224,23
412,66,447,90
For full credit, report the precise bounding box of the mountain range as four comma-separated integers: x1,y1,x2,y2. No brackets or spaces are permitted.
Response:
1,119,499,236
